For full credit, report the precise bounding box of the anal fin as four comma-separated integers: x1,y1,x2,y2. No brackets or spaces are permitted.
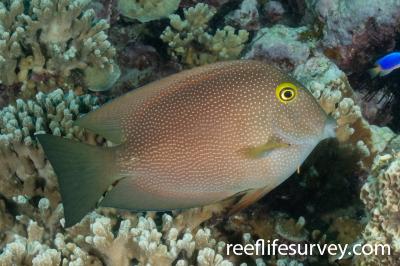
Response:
228,186,272,214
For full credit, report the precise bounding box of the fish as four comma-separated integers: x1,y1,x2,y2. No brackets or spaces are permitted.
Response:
36,60,336,227
369,52,400,78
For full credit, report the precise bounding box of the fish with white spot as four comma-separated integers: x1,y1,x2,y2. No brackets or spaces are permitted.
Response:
36,60,336,227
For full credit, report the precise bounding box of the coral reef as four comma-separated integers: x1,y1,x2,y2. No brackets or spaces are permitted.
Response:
0,90,102,262
117,0,181,23
0,89,99,202
245,25,313,71
1,0,400,265
357,150,400,265
293,54,376,167
161,3,249,67
224,205,361,265
0,0,118,96
0,196,236,265
113,42,161,95
0,89,107,265
354,89,395,127
263,1,285,24
305,0,400,71
225,0,260,31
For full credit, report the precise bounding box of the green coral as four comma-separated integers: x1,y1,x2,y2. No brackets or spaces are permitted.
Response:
117,0,181,23
161,3,249,67
0,0,118,96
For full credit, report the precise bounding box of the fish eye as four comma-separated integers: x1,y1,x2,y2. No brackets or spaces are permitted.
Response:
275,82,298,104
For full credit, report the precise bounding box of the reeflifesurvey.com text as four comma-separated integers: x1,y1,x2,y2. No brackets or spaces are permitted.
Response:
226,239,391,260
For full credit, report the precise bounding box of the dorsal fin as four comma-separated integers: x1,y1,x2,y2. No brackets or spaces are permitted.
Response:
75,61,245,144
74,107,125,144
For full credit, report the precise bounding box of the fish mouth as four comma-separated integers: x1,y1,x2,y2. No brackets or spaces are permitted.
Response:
322,115,337,139
274,115,337,147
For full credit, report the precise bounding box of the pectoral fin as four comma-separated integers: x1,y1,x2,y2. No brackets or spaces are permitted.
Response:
239,138,290,159
228,186,273,214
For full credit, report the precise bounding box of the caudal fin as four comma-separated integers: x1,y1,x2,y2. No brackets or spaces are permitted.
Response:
368,66,381,78
36,134,120,227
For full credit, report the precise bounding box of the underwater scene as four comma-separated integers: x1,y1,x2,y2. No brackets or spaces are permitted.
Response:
1,0,400,265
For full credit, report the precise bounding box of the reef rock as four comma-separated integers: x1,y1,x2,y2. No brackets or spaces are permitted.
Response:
245,24,313,71
305,0,400,71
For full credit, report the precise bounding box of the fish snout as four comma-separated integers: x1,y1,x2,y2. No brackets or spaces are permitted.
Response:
273,115,336,147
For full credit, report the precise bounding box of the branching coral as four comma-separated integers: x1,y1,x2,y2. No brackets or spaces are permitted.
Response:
0,0,118,96
0,89,99,144
117,0,181,23
0,90,101,263
356,152,400,265
161,3,249,67
0,204,235,266
0,220,62,266
0,89,99,203
83,213,231,265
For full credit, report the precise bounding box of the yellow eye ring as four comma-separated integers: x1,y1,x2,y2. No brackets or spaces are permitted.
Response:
275,82,298,104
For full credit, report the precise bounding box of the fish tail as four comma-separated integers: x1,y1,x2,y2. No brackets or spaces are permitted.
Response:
368,66,381,78
36,134,120,227
379,68,394,77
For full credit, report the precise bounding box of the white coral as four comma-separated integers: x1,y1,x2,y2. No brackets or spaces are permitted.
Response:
0,89,99,201
0,0,117,92
358,154,400,264
161,3,248,66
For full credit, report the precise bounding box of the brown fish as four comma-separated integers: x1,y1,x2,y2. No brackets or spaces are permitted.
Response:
36,60,336,227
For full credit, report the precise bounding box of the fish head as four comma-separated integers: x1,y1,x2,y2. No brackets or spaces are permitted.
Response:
264,68,336,147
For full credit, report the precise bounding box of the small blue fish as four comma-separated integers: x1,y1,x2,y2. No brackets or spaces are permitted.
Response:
369,52,400,78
